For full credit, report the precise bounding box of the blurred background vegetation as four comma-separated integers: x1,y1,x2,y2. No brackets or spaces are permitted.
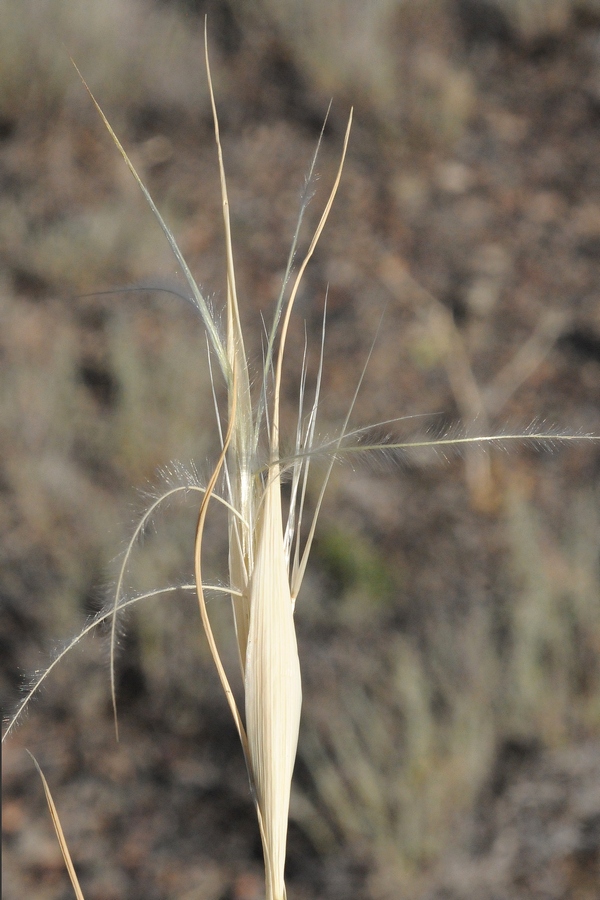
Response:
3,1,600,898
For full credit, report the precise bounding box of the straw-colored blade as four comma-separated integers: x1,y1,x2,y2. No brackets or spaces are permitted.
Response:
245,470,302,900
204,27,254,675
27,752,86,900
229,537,251,673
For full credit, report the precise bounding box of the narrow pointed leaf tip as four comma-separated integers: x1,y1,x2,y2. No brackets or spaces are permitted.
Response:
27,752,86,900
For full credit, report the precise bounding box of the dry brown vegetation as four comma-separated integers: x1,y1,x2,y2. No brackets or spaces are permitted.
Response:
3,2,600,899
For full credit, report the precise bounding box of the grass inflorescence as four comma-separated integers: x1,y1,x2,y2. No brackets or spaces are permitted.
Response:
4,25,600,900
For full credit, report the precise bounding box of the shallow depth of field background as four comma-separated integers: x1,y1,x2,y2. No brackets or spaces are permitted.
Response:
3,1,600,898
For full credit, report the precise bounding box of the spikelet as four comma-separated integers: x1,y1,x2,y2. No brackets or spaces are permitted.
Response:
245,465,302,900
194,28,352,899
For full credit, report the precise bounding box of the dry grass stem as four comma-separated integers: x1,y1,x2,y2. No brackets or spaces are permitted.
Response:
4,25,600,900
27,752,86,900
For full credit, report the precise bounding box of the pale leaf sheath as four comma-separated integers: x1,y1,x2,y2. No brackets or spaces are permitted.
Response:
245,468,302,900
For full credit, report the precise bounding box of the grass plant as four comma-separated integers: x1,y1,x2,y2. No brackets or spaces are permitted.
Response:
4,24,600,900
